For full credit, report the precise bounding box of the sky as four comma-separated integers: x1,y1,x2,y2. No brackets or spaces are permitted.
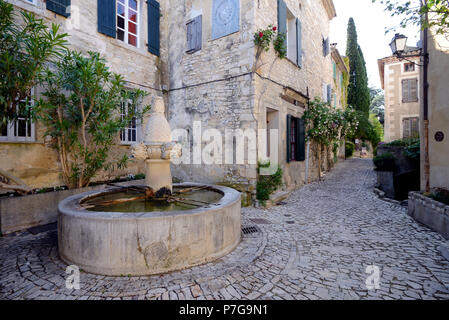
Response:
329,0,420,90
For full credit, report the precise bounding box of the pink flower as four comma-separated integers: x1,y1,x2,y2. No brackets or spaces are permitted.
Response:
273,26,277,31
259,32,264,38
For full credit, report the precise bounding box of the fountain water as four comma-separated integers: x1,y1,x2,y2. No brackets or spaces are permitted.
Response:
58,97,241,276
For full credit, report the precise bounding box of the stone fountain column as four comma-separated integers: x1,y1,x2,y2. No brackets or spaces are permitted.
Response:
132,97,175,197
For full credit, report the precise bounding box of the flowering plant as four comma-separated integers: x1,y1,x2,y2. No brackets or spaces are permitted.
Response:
254,25,286,59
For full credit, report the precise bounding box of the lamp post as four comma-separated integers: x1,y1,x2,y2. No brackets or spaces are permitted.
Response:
389,30,430,193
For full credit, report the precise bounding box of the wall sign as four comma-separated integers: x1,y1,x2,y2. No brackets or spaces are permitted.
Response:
435,131,445,142
212,0,240,40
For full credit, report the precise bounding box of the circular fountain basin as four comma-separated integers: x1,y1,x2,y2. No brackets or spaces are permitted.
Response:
58,183,241,276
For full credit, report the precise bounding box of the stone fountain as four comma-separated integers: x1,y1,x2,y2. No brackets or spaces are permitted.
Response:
58,97,241,276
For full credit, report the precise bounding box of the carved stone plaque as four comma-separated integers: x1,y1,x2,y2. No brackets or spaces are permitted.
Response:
212,0,240,40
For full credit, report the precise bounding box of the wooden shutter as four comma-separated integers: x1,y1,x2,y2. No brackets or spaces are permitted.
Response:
402,79,409,102
323,37,329,56
186,20,194,52
297,118,305,161
327,84,332,104
278,0,287,49
403,118,411,138
410,79,418,102
296,18,302,67
195,15,202,51
411,117,419,137
148,0,160,56
47,0,71,18
286,114,292,163
97,0,116,38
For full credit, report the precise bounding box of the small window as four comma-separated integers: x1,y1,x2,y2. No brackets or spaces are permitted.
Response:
0,91,35,143
404,63,415,72
186,15,202,53
402,117,419,139
117,0,139,47
120,100,140,144
323,37,330,57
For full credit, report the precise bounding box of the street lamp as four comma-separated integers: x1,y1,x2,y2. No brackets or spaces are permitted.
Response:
389,33,408,56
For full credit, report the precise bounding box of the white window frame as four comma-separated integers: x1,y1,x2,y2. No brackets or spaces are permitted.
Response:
116,0,140,48
120,99,142,145
24,0,38,5
0,89,36,143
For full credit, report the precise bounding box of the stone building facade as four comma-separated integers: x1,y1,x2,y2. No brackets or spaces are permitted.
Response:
1,0,166,188
1,0,341,200
420,27,449,190
167,0,338,195
378,49,421,143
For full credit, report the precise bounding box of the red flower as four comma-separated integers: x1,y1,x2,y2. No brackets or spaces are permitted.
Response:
273,26,277,31
259,32,264,38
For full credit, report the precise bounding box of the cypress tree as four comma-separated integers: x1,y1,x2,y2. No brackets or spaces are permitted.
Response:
346,18,372,138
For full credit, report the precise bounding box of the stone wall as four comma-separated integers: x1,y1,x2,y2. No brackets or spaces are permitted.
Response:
424,30,449,190
166,0,258,186
1,0,164,188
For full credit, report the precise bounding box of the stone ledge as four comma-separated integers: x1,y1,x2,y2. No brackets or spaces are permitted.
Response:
408,191,449,240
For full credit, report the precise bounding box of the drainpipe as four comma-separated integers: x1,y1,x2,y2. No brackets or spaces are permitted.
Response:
422,1,430,192
305,141,310,184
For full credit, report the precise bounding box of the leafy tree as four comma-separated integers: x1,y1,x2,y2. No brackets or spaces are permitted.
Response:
373,0,449,35
346,18,370,119
369,87,385,124
34,51,150,189
0,0,68,124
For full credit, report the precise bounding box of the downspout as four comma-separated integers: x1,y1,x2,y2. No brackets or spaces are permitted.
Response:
422,0,430,192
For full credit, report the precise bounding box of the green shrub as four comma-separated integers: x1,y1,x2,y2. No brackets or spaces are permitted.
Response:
345,141,355,158
431,188,449,206
373,152,396,171
256,162,283,201
404,140,420,161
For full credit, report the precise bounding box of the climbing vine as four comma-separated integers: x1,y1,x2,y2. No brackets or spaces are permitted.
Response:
303,98,358,178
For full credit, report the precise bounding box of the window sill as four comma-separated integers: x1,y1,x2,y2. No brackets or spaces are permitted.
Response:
0,140,41,145
284,57,302,70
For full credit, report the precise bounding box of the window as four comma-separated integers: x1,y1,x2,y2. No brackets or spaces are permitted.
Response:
26,0,38,5
286,9,297,63
402,78,418,103
323,37,330,57
287,115,305,162
404,63,415,72
186,15,202,53
0,93,35,142
323,83,331,104
402,117,419,139
120,100,140,144
278,0,302,67
117,0,139,47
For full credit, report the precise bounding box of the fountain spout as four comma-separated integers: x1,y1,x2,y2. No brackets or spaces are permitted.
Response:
131,97,176,198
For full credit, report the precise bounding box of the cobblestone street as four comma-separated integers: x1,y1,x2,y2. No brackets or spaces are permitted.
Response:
1,158,449,300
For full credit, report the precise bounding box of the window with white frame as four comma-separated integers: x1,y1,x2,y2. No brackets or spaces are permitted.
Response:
120,100,140,144
117,0,139,47
0,92,35,142
286,9,297,63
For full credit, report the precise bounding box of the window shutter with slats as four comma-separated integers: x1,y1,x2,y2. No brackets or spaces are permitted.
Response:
327,84,332,104
278,0,287,49
98,0,116,38
147,0,160,56
410,79,418,102
47,0,71,18
195,15,202,51
286,114,292,163
297,118,305,162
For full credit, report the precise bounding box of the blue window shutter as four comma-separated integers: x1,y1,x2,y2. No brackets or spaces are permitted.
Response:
297,118,305,162
147,0,160,56
277,0,287,49
286,114,291,163
97,0,116,38
296,18,302,67
195,15,202,51
47,0,71,18
327,84,332,104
